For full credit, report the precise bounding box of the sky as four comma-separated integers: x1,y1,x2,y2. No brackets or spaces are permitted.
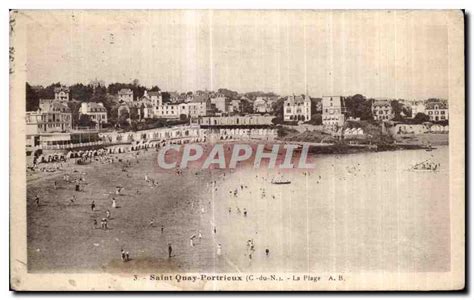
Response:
19,10,450,99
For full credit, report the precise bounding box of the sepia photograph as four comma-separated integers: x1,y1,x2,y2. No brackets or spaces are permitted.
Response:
9,9,465,291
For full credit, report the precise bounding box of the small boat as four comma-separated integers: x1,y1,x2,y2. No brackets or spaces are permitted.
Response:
410,159,440,172
425,142,435,151
271,180,291,185
271,175,291,184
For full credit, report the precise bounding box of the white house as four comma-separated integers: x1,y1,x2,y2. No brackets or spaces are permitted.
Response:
26,88,73,134
254,97,269,113
118,88,133,103
211,94,231,113
79,102,108,126
372,100,393,121
26,101,72,134
283,95,311,122
322,96,345,128
425,101,449,121
54,86,70,101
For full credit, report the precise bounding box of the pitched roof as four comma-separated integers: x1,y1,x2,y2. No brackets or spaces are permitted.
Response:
118,88,133,95
426,101,448,109
84,102,106,112
148,91,161,97
50,102,71,113
372,100,391,107
285,95,310,105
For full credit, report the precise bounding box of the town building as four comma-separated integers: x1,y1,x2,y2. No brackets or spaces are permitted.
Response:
54,86,70,101
283,95,312,122
322,96,345,128
26,87,73,135
136,90,155,119
425,101,449,121
372,100,394,121
409,100,426,118
230,99,242,113
196,115,274,127
211,94,231,114
79,102,108,126
26,101,72,134
187,95,210,118
254,97,269,113
148,91,162,106
154,91,181,118
118,88,133,103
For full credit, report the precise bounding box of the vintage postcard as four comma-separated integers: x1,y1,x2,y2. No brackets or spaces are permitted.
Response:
10,10,465,291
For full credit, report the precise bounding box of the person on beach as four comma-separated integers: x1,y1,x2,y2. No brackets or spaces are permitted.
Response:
265,248,270,256
102,218,108,230
168,243,172,258
93,219,98,229
54,181,57,190
125,252,130,262
149,219,154,227
106,210,111,219
190,237,194,247
34,195,40,207
75,183,80,192
216,244,222,256
91,200,96,211
112,198,117,208
161,225,164,234
198,231,202,241
121,249,126,262
243,208,247,217
70,195,76,205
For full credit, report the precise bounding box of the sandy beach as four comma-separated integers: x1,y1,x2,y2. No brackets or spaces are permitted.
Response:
26,143,450,274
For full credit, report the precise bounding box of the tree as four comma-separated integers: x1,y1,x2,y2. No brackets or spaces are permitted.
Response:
37,82,61,99
161,92,171,103
272,98,285,118
26,82,39,111
271,116,284,125
67,101,82,127
129,107,140,120
118,111,130,128
308,113,322,125
344,94,372,120
217,88,239,99
390,100,404,119
310,98,322,113
70,84,93,101
413,112,430,124
78,114,96,128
